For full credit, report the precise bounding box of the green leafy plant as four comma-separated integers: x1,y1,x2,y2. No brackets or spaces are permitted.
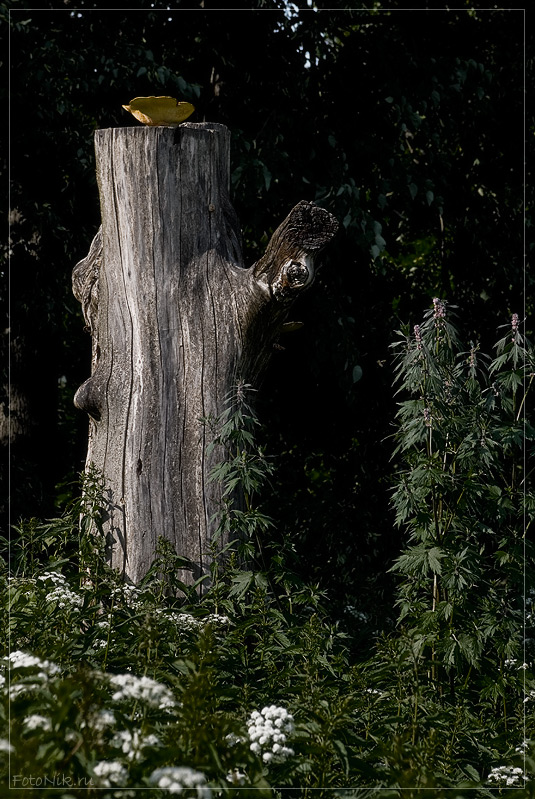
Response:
205,382,275,564
390,302,532,676
373,300,535,782
2,310,534,797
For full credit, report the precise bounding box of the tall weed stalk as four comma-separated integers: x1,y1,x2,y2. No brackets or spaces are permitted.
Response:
389,300,534,713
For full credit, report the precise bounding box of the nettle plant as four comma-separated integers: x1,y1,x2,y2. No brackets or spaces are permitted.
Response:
204,382,275,570
389,300,534,705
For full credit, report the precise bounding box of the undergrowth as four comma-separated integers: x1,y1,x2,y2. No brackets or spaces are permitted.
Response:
1,302,533,797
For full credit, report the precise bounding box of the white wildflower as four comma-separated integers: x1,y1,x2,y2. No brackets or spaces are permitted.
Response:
225,732,244,747
45,585,84,610
81,708,116,733
0,738,14,754
524,690,535,703
157,610,231,633
91,618,111,650
111,584,143,609
98,709,116,728
226,769,246,786
37,571,67,586
166,612,202,631
111,729,161,761
8,684,28,699
109,673,176,709
247,705,295,763
149,766,211,797
203,613,231,627
503,657,528,670
23,714,52,732
516,739,530,753
7,650,60,682
487,765,527,787
92,760,128,788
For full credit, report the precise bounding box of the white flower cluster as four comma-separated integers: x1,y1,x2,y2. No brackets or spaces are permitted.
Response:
111,729,160,761
7,650,61,695
45,584,84,610
4,651,60,699
504,658,528,670
160,611,202,631
203,613,231,627
226,769,246,786
82,709,116,733
248,705,295,763
157,610,231,633
23,714,52,733
108,585,232,634
97,709,116,727
109,673,176,709
88,617,111,650
8,650,60,676
225,732,242,747
487,765,527,787
0,738,14,754
37,571,67,586
149,766,211,797
92,760,128,788
35,571,84,611
111,584,143,609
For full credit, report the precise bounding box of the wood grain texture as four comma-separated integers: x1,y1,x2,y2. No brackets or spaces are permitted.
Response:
73,124,338,584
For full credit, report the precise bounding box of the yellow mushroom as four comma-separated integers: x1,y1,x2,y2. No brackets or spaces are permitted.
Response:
122,96,195,127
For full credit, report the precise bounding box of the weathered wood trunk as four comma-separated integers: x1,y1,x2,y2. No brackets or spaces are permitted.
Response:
73,123,337,584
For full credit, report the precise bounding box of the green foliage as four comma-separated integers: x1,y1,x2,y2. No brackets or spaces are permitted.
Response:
204,383,275,568
3,323,534,794
389,302,533,688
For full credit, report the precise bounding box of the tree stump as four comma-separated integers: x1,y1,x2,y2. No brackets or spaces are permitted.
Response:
73,123,338,584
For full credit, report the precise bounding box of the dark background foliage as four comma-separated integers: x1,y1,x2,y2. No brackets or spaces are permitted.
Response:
5,0,530,620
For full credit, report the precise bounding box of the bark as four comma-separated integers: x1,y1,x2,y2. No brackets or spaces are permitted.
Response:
73,123,337,584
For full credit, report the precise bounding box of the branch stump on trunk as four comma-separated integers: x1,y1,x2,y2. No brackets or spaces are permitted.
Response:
73,123,338,584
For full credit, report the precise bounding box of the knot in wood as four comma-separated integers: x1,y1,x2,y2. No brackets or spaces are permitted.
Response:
287,260,309,286
272,256,313,300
